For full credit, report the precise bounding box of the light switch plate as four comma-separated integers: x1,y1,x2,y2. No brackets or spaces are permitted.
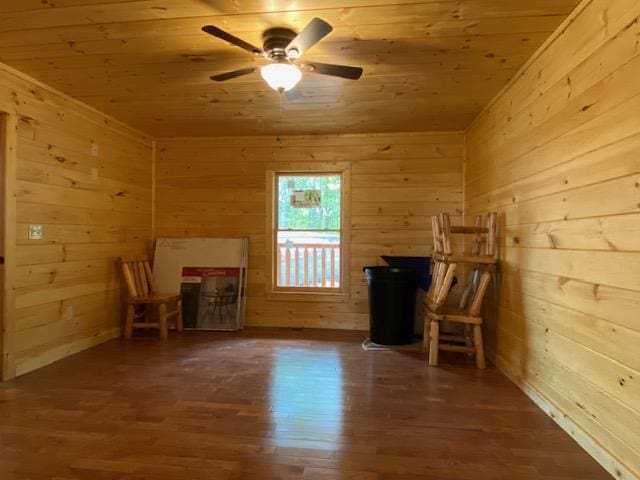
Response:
28,224,43,240
91,142,99,157
91,167,98,180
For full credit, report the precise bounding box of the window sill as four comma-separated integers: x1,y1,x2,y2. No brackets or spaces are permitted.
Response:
266,291,350,303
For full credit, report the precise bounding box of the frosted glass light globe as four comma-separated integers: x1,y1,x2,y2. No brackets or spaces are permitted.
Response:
260,63,302,92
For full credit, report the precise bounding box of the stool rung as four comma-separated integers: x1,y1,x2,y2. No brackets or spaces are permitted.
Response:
450,226,488,234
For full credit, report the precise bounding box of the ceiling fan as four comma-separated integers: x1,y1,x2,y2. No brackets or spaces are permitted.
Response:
201,18,363,94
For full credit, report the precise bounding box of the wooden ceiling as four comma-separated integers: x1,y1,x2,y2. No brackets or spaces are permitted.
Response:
0,0,580,136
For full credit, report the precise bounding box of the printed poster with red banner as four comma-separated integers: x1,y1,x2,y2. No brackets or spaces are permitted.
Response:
153,238,249,331
180,267,243,330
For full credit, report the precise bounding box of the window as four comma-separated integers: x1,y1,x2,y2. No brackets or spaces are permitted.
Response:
266,164,350,300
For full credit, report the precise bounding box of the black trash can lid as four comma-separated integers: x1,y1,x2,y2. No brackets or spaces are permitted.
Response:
363,266,419,279
363,266,415,273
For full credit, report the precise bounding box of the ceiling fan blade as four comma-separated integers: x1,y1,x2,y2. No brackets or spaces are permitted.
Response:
211,67,257,81
286,18,333,58
202,25,264,56
302,61,363,80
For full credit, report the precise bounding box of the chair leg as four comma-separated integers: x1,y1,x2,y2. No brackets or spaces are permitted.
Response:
176,299,183,332
159,303,168,340
428,320,439,366
125,305,134,339
464,324,474,356
422,316,430,352
473,324,486,369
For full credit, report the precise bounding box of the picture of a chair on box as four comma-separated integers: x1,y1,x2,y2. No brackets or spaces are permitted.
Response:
198,278,238,330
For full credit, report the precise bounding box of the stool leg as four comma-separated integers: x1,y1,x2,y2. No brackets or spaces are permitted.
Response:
159,303,168,340
428,320,439,366
176,299,183,332
473,324,486,369
125,305,134,339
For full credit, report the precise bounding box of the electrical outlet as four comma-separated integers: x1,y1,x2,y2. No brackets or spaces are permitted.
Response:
28,224,43,240
65,305,74,320
91,167,98,180
91,142,99,157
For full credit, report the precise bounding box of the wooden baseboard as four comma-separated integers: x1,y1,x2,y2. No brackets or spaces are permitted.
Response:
14,326,121,378
492,353,638,480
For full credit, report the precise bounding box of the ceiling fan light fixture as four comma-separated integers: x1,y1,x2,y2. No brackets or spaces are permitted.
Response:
260,63,302,92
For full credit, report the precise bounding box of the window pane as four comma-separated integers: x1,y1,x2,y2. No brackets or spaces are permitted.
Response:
276,231,341,288
277,175,341,230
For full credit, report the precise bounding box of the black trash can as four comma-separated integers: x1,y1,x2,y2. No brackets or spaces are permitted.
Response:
380,256,431,336
380,256,431,291
363,267,419,345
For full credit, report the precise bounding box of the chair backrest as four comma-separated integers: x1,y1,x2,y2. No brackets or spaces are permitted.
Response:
459,267,492,316
425,259,457,311
120,256,155,299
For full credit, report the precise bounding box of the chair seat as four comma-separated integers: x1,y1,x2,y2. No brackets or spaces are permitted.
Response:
128,294,181,304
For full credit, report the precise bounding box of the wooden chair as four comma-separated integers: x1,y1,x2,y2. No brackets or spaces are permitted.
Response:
423,211,498,369
120,256,183,339
424,265,492,369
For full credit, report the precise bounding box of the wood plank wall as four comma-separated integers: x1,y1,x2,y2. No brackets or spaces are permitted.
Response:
465,0,640,477
155,133,463,330
0,63,152,378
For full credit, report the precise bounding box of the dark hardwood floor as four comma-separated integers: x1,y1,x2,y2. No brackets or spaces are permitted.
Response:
0,328,610,480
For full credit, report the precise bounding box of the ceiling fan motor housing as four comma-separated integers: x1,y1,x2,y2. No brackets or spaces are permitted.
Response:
263,27,298,59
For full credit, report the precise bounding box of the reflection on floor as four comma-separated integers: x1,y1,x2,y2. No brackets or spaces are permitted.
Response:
0,328,609,479
271,348,343,450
